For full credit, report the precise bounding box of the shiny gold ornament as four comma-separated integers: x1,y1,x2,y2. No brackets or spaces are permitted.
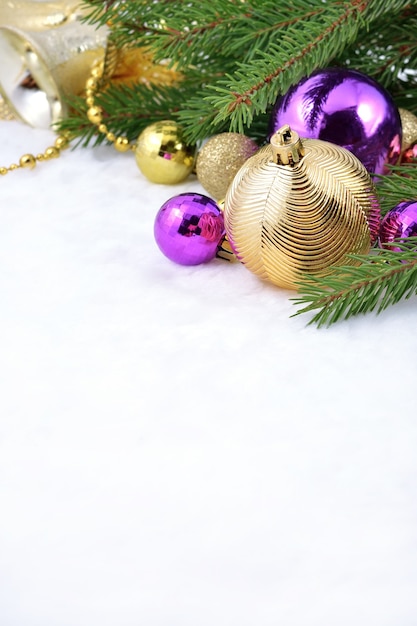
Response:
196,132,259,201
224,125,380,290
134,121,196,184
0,18,107,128
399,108,417,152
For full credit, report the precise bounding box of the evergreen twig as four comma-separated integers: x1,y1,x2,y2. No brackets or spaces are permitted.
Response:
291,238,417,327
75,0,417,143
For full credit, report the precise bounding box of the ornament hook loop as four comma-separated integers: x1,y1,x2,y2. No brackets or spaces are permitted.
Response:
270,124,305,166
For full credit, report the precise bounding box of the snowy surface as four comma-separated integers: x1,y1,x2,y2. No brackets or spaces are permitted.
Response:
0,120,417,626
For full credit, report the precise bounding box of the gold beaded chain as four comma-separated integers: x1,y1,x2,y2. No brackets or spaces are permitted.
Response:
85,58,136,154
0,133,71,176
0,93,72,176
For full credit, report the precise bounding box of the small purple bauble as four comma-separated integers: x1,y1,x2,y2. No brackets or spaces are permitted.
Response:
379,200,417,250
154,192,225,265
269,67,402,175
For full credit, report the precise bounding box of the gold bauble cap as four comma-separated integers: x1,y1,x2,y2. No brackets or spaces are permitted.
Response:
224,125,380,290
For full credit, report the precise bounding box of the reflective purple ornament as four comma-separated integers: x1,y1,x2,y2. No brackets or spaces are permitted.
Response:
379,200,417,250
154,192,225,265
269,68,402,175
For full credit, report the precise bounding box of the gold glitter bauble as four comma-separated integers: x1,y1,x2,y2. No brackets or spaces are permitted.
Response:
224,125,380,290
196,132,258,200
134,120,196,184
399,108,417,151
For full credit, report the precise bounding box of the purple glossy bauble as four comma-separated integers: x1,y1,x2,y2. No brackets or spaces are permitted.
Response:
269,68,402,175
379,200,417,250
154,192,225,265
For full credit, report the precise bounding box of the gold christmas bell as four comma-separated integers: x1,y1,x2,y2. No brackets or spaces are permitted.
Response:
224,125,380,290
0,10,107,128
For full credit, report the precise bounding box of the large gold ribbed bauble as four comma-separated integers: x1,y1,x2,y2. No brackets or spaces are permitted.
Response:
196,132,259,200
134,120,196,184
224,125,380,290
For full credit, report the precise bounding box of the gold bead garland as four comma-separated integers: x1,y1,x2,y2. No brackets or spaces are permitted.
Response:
1,84,71,176
0,130,71,176
84,58,137,154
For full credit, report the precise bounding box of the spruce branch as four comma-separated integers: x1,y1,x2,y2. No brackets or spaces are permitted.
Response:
178,0,414,139
74,0,417,143
336,3,417,92
291,238,417,327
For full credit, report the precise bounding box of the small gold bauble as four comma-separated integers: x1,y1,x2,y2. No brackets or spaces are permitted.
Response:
224,125,380,290
399,108,417,151
134,120,196,184
196,132,259,200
